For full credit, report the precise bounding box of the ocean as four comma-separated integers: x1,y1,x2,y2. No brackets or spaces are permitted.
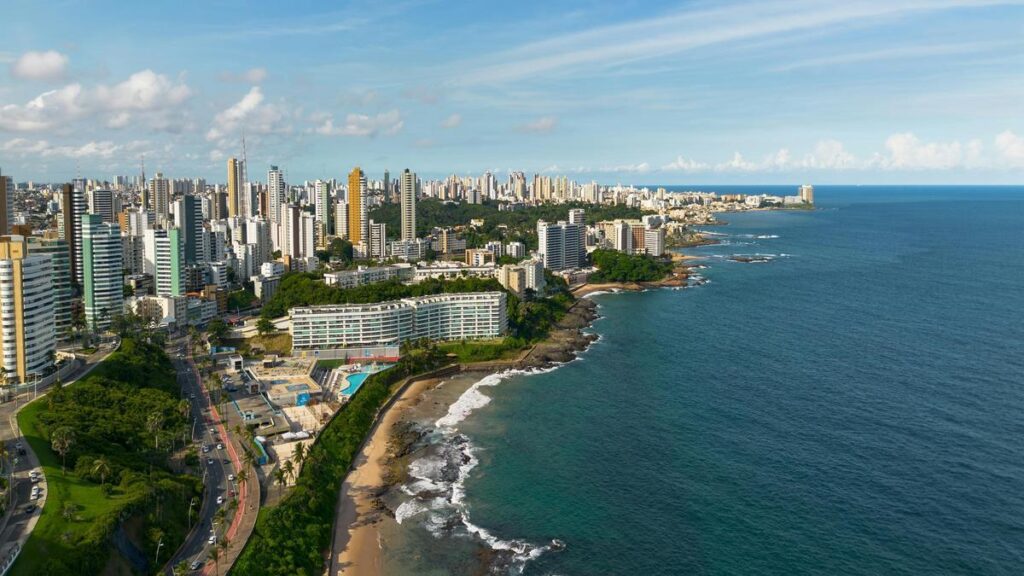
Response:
381,186,1024,575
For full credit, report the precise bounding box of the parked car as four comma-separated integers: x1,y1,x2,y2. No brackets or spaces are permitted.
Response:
227,474,235,482
190,560,202,570
216,496,224,505
24,504,36,514
216,443,224,450
208,534,216,545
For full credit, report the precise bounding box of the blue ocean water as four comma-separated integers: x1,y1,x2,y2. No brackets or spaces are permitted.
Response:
444,186,1024,575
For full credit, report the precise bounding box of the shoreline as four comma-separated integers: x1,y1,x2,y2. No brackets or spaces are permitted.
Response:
332,251,704,574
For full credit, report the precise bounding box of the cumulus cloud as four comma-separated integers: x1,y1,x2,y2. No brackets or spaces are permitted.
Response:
206,86,291,142
10,50,69,81
219,67,268,84
994,131,1024,167
658,132,1021,173
0,69,191,132
1,137,149,159
313,109,403,137
441,113,462,129
517,116,557,133
600,162,651,173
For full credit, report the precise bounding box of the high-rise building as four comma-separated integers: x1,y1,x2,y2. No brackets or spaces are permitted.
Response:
536,220,583,271
368,220,387,259
88,189,116,223
314,180,332,233
62,183,88,285
334,200,349,240
149,172,170,224
347,167,367,244
27,236,72,338
799,184,814,204
173,195,203,264
227,158,241,218
0,170,11,236
400,169,416,241
81,215,124,330
144,229,185,297
0,237,56,383
267,166,285,224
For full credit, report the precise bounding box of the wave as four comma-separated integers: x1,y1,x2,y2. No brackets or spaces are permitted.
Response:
398,367,567,573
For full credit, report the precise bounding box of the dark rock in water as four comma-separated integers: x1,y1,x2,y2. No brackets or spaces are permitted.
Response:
729,255,772,263
551,538,566,551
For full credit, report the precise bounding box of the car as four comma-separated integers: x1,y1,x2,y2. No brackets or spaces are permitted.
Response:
24,504,36,514
227,474,235,482
216,443,224,450
190,560,202,570
14,442,22,450
216,496,224,505
208,535,216,545
228,489,235,498
17,449,25,456
30,491,39,501
190,393,196,400
207,458,214,465
209,427,216,434
202,445,210,453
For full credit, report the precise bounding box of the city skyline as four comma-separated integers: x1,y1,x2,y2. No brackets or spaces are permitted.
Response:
0,0,1022,183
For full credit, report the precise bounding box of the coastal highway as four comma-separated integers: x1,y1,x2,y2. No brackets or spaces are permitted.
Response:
165,337,239,574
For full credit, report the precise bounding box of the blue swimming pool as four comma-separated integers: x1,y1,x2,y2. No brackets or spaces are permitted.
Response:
339,372,370,396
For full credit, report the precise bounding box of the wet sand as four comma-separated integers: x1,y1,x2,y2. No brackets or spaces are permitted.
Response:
331,374,481,575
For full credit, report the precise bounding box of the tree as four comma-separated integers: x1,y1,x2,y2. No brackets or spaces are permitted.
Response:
282,460,295,484
273,467,287,497
208,547,221,576
51,426,75,475
256,317,275,336
91,456,111,485
147,412,164,450
236,468,249,493
206,319,229,348
293,442,306,468
62,501,77,521
173,562,189,576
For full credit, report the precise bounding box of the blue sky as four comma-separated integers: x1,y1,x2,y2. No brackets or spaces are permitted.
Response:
1,0,1022,184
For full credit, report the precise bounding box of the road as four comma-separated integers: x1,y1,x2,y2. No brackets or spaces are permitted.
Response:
0,340,120,571
164,336,245,575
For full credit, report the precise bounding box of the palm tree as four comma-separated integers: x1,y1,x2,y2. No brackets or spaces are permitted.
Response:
293,442,306,468
235,468,249,494
208,547,221,576
172,561,189,576
282,460,295,485
273,467,287,498
178,399,190,419
51,427,75,475
91,456,111,485
216,540,229,571
146,412,164,450
242,448,256,473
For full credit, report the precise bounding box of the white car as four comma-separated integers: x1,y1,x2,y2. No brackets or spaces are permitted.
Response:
216,443,224,450
208,534,216,545
216,495,224,505
227,474,235,482
207,458,214,465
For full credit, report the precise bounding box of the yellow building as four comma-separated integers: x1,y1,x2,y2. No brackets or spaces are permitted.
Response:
0,237,56,384
347,167,366,244
227,158,240,217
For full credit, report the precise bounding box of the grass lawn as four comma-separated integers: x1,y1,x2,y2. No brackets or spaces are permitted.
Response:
315,359,348,370
436,339,526,363
12,400,131,575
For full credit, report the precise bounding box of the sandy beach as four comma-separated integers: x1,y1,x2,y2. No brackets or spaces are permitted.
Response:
331,376,443,575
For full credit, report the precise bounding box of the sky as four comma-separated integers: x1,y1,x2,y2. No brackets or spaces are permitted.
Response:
0,0,1022,185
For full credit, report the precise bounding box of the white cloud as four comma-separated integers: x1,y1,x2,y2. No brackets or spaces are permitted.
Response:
313,109,403,137
441,113,462,129
1,137,149,159
877,132,964,170
801,139,857,169
219,67,268,84
661,156,710,172
994,130,1024,167
517,116,557,133
0,70,191,132
10,50,69,81
207,86,291,142
600,162,651,173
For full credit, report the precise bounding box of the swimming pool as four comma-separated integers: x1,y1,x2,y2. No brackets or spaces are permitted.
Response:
339,372,370,396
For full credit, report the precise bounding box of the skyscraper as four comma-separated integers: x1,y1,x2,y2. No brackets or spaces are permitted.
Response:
268,165,285,224
400,169,416,241
173,195,203,264
27,236,73,338
0,237,56,383
149,172,170,223
81,215,124,330
314,180,332,234
227,158,241,217
143,228,185,297
347,167,367,244
88,188,116,223
536,220,583,271
0,170,11,236
62,183,88,285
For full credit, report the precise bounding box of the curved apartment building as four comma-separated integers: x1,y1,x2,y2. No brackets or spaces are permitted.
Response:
290,291,507,349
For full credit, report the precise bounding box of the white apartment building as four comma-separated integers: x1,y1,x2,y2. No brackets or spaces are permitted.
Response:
290,292,507,349
82,215,124,330
537,220,583,271
0,248,56,383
